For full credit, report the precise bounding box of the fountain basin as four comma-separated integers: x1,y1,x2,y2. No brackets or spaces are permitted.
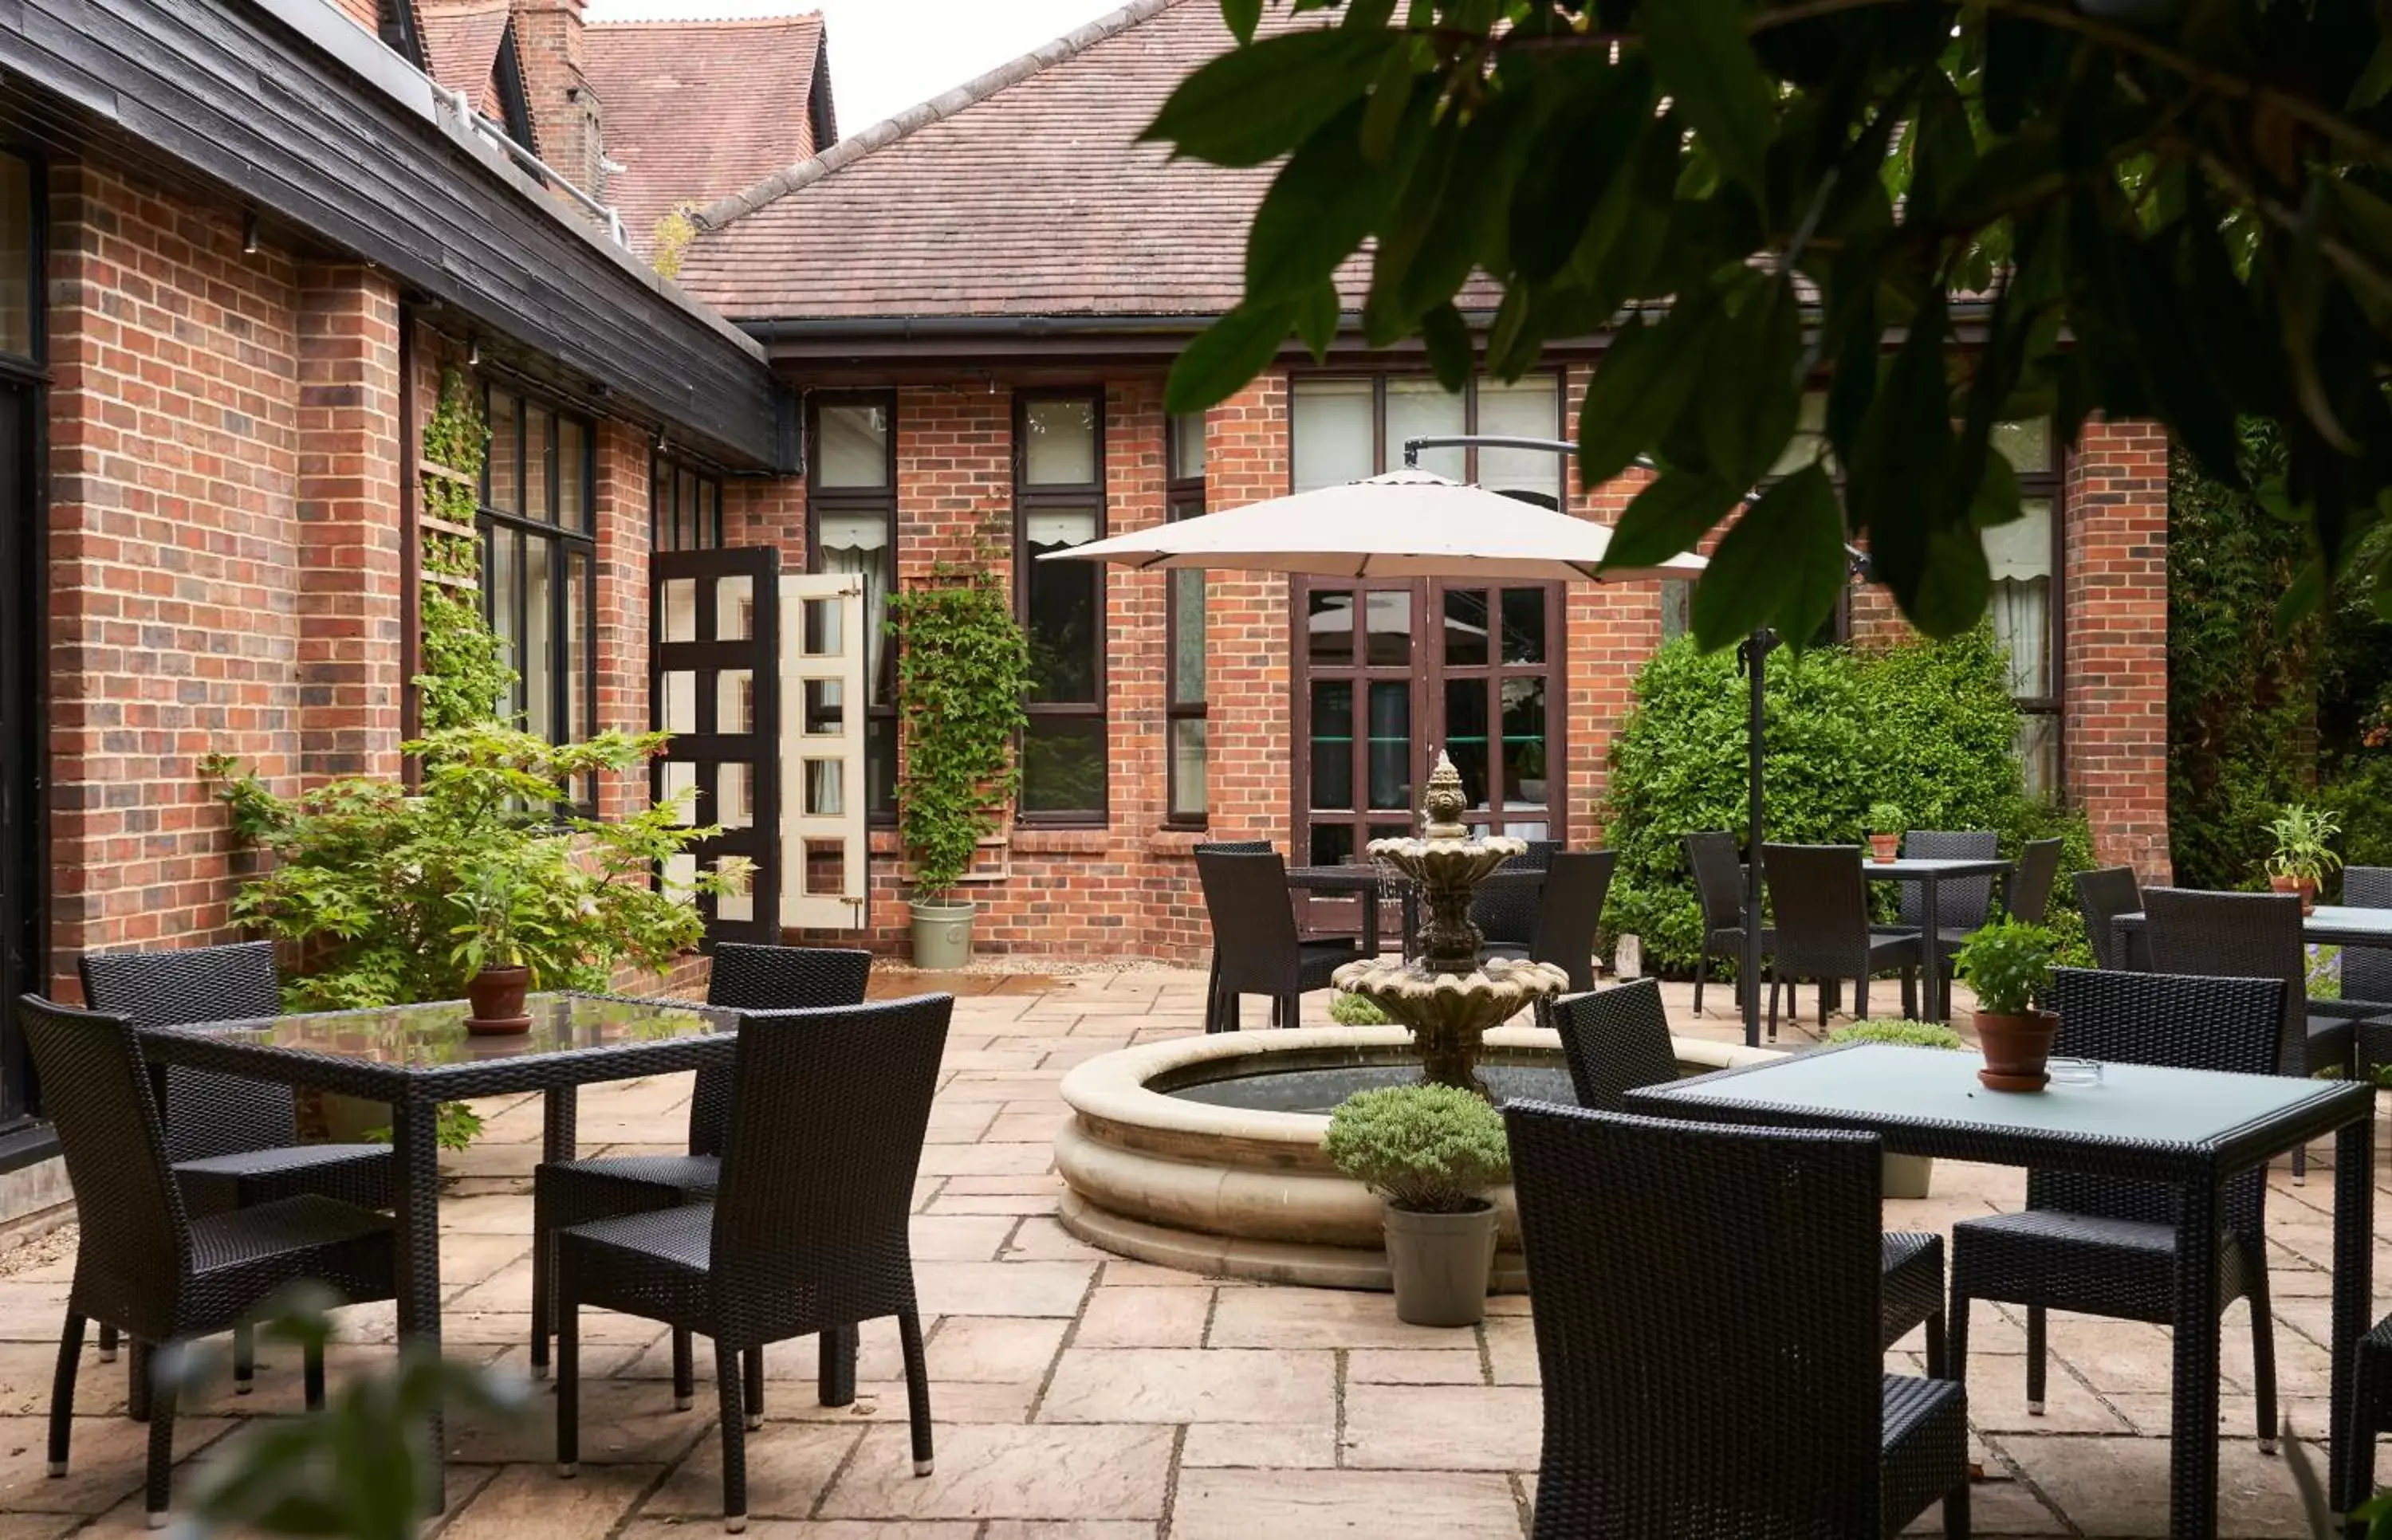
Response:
1055,1024,1784,1291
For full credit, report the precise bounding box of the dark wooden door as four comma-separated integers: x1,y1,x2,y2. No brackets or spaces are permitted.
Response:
651,547,781,946
0,385,35,1122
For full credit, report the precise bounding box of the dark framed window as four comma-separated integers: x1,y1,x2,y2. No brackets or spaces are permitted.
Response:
1166,411,1207,827
480,384,597,764
808,391,897,821
652,458,722,552
1015,390,1106,823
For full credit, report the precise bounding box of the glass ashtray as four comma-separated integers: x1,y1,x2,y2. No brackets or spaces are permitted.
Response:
2046,1057,2103,1086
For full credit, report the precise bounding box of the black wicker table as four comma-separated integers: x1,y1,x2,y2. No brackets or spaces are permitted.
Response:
1625,1041,2375,1539
136,992,743,1507
1288,863,1544,959
2115,903,2392,950
1859,855,2015,1023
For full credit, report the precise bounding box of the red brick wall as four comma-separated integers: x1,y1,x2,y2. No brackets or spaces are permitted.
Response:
591,417,651,822
2064,418,2171,879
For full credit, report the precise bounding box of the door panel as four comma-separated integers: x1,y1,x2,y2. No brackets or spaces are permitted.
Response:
0,386,32,1123
779,573,868,930
651,548,781,945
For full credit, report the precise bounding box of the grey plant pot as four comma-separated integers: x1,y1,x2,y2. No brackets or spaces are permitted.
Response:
909,898,978,971
1883,1152,1934,1200
1382,1199,1500,1327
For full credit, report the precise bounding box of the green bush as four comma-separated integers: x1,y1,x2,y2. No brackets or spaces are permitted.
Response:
1827,1019,1967,1050
1328,991,1392,1026
1322,1084,1509,1214
1602,630,2095,976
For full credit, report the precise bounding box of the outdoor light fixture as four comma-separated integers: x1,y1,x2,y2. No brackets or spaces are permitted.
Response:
467,339,482,367
241,213,260,255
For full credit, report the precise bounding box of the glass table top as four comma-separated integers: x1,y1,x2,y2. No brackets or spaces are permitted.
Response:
149,992,737,1070
1639,1043,2341,1149
1858,857,2015,876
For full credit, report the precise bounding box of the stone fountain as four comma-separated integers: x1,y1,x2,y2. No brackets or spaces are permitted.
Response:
1332,752,1571,1092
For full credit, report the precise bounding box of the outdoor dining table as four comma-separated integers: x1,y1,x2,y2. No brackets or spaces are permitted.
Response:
1287,862,1545,959
1625,1040,2376,1539
134,990,757,1507
1859,854,2016,1023
2113,902,2392,951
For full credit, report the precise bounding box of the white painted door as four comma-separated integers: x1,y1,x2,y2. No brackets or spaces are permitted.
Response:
780,572,870,929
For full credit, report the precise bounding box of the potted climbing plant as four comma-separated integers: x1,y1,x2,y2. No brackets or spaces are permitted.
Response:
1953,919,2060,1091
1866,801,1906,864
1324,1084,1510,1327
447,864,557,1034
2265,802,2342,915
886,571,1033,968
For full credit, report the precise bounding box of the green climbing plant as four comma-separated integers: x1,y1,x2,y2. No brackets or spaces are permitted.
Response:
415,368,513,732
886,570,1034,902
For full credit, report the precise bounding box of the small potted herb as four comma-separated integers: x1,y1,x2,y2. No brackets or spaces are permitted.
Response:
448,866,553,1035
1866,802,1906,864
1825,1019,1967,1195
1952,919,2060,1090
2266,803,2343,915
1324,1085,1510,1326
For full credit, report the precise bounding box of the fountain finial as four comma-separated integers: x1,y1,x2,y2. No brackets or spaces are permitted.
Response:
1421,752,1469,839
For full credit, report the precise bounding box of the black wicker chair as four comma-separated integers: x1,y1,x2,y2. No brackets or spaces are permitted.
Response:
1194,848,1362,1032
1551,980,1948,1372
1686,831,1773,1019
2075,866,2148,972
529,944,873,1395
78,942,395,1395
1481,849,1614,993
2343,866,2392,1077
1470,839,1561,947
1505,1099,1969,1537
553,993,952,1532
1194,841,1277,1025
1872,831,1997,971
22,995,396,1529
2346,1311,2392,1500
1949,968,2287,1448
1761,844,1920,1036
2001,838,2066,926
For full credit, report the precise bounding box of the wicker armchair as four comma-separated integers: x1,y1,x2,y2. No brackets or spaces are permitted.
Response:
22,995,396,1529
2074,866,2147,972
1760,845,1920,1035
1194,848,1361,1032
1481,849,1614,994
2002,839,2066,926
1504,1099,1969,1537
1470,838,1561,946
1949,968,2286,1448
2343,866,2392,1076
2346,1311,2392,1500
77,942,395,1395
1551,980,1948,1371
529,944,873,1397
553,993,952,1532
1685,831,1773,1019
1194,841,1276,1024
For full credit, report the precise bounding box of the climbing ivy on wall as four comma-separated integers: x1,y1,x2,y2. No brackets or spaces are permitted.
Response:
415,367,514,732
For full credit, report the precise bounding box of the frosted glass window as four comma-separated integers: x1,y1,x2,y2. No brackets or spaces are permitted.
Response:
1292,379,1375,492
818,403,890,488
1985,497,2054,698
660,761,698,825
1171,412,1206,481
1386,379,1465,481
1024,398,1098,485
660,579,698,643
1476,378,1564,505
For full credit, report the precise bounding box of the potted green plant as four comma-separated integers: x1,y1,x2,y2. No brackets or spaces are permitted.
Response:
886,573,1033,968
1952,918,2060,1090
1825,1019,1967,1196
2266,803,2343,915
447,865,553,1034
1866,801,1906,864
1324,1084,1510,1326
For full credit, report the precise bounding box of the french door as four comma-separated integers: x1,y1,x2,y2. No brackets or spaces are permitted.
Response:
0,383,35,1124
652,548,781,945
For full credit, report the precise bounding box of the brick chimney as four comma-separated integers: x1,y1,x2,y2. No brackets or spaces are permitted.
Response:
509,0,606,205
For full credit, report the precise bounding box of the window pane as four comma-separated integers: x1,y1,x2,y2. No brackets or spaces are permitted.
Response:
804,681,844,736
1660,578,1694,643
1501,676,1548,807
1364,589,1411,667
1022,717,1106,813
0,153,32,356
1311,823,1355,867
1291,379,1375,493
566,549,589,742
1385,379,1464,481
1443,589,1489,667
1769,391,1835,477
803,839,847,897
487,390,520,513
804,759,845,816
1993,417,2054,473
660,760,697,824
716,670,753,734
700,479,719,548
677,471,698,552
818,403,891,488
1501,588,1546,664
2018,713,2060,796
1367,681,1410,810
1310,681,1354,811
1446,678,1489,811
558,418,587,531
1170,717,1208,820
802,596,844,657
660,577,698,642
1986,497,2053,697
715,859,753,921
526,410,552,523
1025,509,1100,702
652,462,671,552
1170,569,1206,705
487,527,518,717
1476,377,1563,505
1307,590,1355,666
718,762,753,829
715,575,753,641
820,510,894,705
1024,398,1098,485
523,536,553,741
1171,412,1206,481
661,671,697,734
865,717,898,819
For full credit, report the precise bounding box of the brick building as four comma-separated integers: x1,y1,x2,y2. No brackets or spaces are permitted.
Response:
0,0,2170,1171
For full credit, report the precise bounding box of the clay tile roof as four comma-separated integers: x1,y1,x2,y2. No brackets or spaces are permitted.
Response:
584,14,829,258
417,0,511,100
679,0,1297,324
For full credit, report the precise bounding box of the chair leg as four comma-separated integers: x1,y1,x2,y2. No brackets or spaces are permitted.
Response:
819,1324,856,1408
529,1209,551,1381
2024,1305,2047,1415
96,1323,117,1365
128,1340,151,1424
1855,976,1870,1023
1949,1293,1970,1386
1943,1471,1970,1539
742,1346,764,1432
1923,1306,1948,1381
1902,968,1918,1021
2293,1142,2307,1184
144,1345,179,1528
1767,966,1780,1040
1204,957,1223,1033
556,1298,580,1477
48,1311,83,1477
672,1329,695,1412
2248,1261,2280,1455
897,1307,934,1477
302,1338,326,1412
233,1323,254,1397
1693,955,1708,1017
1281,992,1301,1029
715,1342,748,1533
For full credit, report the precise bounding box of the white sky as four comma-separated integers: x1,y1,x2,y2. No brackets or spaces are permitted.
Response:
579,0,1130,133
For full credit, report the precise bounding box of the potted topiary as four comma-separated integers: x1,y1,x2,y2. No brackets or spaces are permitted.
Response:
2266,803,2342,915
1825,1019,1967,1196
1953,918,2060,1091
447,865,555,1035
885,573,1033,968
1866,802,1906,864
1324,1084,1510,1326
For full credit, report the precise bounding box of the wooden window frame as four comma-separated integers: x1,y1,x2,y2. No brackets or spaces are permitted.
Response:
807,389,899,824
651,454,723,553
479,382,599,774
1164,412,1207,829
1013,388,1108,827
2012,442,2067,793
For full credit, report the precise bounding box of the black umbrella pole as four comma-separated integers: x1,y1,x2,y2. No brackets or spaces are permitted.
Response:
1741,629,1771,1048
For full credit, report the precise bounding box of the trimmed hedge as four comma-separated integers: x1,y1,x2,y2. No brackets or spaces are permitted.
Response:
1602,629,2095,977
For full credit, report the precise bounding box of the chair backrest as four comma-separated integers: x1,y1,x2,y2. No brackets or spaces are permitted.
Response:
17,996,190,1328
2140,887,2307,1075
2038,968,2284,1243
1684,831,1746,934
1527,851,1615,992
2074,866,2146,971
1471,839,1560,945
2339,866,2392,1004
690,944,875,1159
1897,830,1998,927
1195,848,1302,993
1194,840,1274,855
707,994,953,1338
77,942,292,1163
1505,1101,1886,1534
1551,980,1677,1112
1760,844,1871,979
2005,838,2065,925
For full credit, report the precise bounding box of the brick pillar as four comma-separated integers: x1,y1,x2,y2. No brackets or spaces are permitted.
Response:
1204,372,1293,850
1106,379,1168,834
295,265,404,785
509,0,604,199
1564,364,1665,839
2064,417,2171,880
592,418,651,822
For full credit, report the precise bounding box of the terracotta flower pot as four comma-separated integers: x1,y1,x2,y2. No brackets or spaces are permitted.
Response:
464,965,533,1035
1869,833,1900,864
2269,874,2319,915
1382,1199,1499,1327
1976,1009,2059,1092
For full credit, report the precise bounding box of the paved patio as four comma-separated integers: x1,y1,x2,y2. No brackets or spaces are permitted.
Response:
0,967,2372,1538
